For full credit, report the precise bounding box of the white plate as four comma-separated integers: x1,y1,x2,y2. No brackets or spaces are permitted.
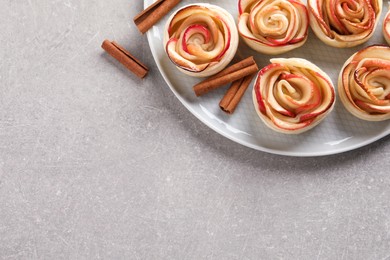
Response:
145,0,390,156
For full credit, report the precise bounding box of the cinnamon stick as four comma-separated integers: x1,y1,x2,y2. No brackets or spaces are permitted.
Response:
219,73,256,114
134,0,182,34
101,40,148,78
193,57,258,97
202,56,257,83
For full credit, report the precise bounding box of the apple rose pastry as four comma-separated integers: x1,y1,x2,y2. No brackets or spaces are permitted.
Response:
163,4,239,77
338,45,390,121
308,0,382,48
238,0,309,54
253,58,336,134
384,7,390,44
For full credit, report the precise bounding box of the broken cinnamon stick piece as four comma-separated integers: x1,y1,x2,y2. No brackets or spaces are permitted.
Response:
134,0,182,34
219,73,256,114
193,57,258,97
101,40,148,78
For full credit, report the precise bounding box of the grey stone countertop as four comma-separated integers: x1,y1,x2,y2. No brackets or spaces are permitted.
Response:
1,1,390,259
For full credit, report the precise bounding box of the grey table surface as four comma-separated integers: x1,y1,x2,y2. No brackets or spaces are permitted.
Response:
1,0,390,259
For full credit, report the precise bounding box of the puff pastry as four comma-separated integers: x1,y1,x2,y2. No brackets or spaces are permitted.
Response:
253,58,336,134
163,4,239,77
338,45,390,121
238,0,309,54
308,0,382,48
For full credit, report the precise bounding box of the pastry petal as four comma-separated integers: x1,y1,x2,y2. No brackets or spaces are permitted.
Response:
308,0,382,48
253,58,336,134
238,0,309,54
338,45,390,121
164,4,239,77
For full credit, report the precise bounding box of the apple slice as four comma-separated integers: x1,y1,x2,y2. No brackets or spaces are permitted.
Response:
166,38,209,72
355,99,390,114
383,8,390,45
277,73,322,115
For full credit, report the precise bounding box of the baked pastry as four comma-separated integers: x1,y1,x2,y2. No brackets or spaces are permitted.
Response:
237,0,309,54
163,4,239,77
384,7,390,45
338,45,390,121
308,0,382,48
253,58,336,134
